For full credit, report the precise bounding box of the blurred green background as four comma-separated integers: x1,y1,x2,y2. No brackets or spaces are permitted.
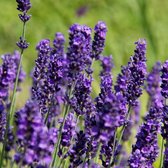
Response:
0,0,167,167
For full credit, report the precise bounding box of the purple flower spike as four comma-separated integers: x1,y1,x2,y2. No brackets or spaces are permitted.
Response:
0,101,6,142
115,39,147,106
69,131,87,168
146,62,161,99
129,63,163,168
67,24,92,82
16,0,31,22
94,56,126,142
60,112,76,148
32,39,51,102
15,100,57,166
92,21,107,59
161,60,168,98
129,99,163,168
70,74,92,116
53,32,65,56
16,0,31,12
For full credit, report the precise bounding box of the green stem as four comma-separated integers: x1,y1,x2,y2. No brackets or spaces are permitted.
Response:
108,130,117,168
0,22,26,168
44,95,55,125
57,114,80,167
109,105,131,167
160,138,164,168
51,85,74,167
51,103,70,167
10,22,26,124
94,143,101,164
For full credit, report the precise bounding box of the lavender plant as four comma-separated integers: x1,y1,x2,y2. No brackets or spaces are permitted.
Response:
0,0,168,168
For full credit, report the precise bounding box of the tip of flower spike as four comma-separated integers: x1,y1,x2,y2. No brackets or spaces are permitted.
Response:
16,0,31,13
69,24,92,36
55,33,65,42
53,32,65,48
100,55,113,73
36,39,51,53
161,60,168,98
94,21,107,36
135,39,146,51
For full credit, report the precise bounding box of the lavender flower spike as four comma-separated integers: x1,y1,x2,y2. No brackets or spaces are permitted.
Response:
161,61,168,168
67,24,92,82
92,21,107,59
16,0,31,22
115,39,147,106
161,60,168,99
15,100,57,166
129,62,163,168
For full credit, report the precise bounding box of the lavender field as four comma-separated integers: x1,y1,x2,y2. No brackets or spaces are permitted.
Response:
0,0,168,168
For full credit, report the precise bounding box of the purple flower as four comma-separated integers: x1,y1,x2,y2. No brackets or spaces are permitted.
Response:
69,130,87,168
32,37,65,121
0,51,25,100
99,56,113,96
100,137,114,167
70,74,92,116
161,60,168,98
92,21,107,60
16,37,29,50
60,112,76,149
16,0,31,12
53,32,65,56
67,24,92,83
15,100,57,166
129,99,163,167
129,62,163,167
146,62,161,100
95,56,126,141
0,101,6,142
16,0,31,22
115,39,147,106
31,39,51,115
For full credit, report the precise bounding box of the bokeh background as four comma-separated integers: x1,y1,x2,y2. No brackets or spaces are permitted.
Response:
0,0,167,167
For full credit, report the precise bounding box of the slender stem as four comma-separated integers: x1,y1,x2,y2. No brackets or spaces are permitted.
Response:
117,105,131,148
108,105,131,167
94,143,101,164
0,22,26,168
10,22,26,124
44,95,55,125
51,103,70,167
51,85,74,167
160,138,164,168
108,130,117,168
